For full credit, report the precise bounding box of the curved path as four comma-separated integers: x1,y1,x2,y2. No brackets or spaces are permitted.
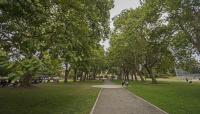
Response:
91,80,168,114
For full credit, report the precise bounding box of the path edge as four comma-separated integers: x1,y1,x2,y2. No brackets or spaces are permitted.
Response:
90,88,102,114
125,89,169,114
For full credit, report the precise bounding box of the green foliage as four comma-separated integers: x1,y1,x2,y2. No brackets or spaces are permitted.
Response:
0,0,113,85
163,0,200,52
108,3,175,82
108,0,200,83
0,56,11,77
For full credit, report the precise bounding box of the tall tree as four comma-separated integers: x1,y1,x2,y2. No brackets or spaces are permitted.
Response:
0,0,114,86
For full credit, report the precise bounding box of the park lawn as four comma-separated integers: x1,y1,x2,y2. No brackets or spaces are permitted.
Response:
113,80,200,114
0,81,102,114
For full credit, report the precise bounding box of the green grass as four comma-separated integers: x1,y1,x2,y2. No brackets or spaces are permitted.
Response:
0,81,102,114
113,80,200,114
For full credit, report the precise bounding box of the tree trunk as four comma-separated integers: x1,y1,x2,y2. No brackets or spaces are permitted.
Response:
133,72,138,81
93,71,97,80
118,71,122,80
122,72,125,80
20,72,32,87
126,72,129,81
131,73,134,81
99,72,101,80
146,67,157,84
80,71,83,81
73,69,77,82
86,73,89,80
83,72,86,81
138,72,145,82
64,63,70,83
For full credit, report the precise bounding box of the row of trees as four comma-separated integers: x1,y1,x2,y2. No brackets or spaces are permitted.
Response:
0,0,113,87
0,0,199,86
108,0,200,83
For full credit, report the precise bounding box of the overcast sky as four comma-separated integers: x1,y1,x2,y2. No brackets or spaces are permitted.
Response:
102,0,140,50
110,0,140,28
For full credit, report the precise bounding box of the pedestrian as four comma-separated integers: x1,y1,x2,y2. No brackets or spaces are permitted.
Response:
121,80,125,87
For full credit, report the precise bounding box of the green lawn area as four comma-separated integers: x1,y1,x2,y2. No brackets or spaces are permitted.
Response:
113,80,200,114
0,81,102,114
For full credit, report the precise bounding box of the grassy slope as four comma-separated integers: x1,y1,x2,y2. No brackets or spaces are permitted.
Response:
0,81,101,114
113,80,200,114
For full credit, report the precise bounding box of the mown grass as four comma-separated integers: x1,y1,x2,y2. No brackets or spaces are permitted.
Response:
113,80,200,114
0,81,102,114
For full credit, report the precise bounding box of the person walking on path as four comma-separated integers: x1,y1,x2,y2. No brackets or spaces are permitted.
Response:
121,80,125,87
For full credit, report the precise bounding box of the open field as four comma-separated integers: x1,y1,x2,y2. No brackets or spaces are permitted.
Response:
0,81,102,114
113,79,200,114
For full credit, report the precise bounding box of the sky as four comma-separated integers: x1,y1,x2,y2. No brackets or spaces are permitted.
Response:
101,0,140,50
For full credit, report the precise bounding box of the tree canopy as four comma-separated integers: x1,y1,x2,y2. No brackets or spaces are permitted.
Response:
0,0,113,87
108,0,200,83
0,0,199,86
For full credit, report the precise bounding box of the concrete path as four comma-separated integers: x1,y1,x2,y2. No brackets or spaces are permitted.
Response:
91,80,167,114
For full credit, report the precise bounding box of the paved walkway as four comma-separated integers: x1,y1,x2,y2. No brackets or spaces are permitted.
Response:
91,80,167,114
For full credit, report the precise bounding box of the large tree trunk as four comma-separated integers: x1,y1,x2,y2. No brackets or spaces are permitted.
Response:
64,63,70,83
138,72,145,82
146,67,157,84
20,72,32,87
